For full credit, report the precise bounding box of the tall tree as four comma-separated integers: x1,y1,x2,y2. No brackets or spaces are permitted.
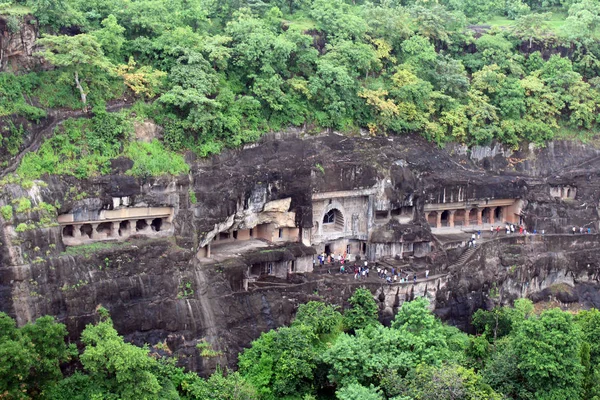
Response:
36,34,113,109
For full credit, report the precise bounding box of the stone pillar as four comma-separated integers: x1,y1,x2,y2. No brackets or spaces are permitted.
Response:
465,208,471,226
489,207,496,225
449,210,456,228
91,224,99,239
476,209,483,226
424,212,430,226
207,244,211,258
73,224,81,238
436,211,442,229
110,222,119,237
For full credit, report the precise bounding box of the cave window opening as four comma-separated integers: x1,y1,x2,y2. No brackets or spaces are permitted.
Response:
278,228,283,238
376,210,388,220
80,224,93,239
346,244,351,254
249,228,254,238
495,207,502,220
267,263,273,275
325,244,331,255
290,260,295,272
323,208,344,231
361,242,366,254
97,222,113,237
323,210,335,224
136,219,148,232
219,232,229,240
567,188,572,198
63,225,74,237
151,218,162,232
233,230,238,239
119,220,130,236
391,208,401,216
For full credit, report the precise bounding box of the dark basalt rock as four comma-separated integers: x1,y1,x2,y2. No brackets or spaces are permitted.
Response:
3,132,600,375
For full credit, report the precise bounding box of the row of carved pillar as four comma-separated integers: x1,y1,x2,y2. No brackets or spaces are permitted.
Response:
425,206,504,229
62,218,160,242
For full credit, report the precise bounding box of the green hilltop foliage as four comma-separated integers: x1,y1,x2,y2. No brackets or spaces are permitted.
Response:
2,0,600,178
2,291,600,399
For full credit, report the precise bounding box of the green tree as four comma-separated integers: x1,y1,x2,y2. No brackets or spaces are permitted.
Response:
292,301,343,337
485,308,585,400
385,363,502,400
46,309,168,399
27,0,84,30
91,14,126,62
0,313,76,399
343,288,379,331
336,383,383,400
36,34,113,109
510,12,552,49
238,325,320,399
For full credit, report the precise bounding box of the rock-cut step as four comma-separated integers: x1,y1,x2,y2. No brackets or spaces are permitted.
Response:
449,247,477,269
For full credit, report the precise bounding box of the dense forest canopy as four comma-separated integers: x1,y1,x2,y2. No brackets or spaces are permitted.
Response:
2,0,600,178
2,292,600,399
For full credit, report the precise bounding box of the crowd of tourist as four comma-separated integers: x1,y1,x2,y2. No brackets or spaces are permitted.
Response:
314,252,430,284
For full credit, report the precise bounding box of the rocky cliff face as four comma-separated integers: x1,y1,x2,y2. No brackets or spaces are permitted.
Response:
0,14,41,73
2,131,600,375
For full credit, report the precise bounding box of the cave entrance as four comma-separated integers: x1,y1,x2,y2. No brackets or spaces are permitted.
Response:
427,213,437,227
62,225,74,237
495,207,502,222
136,219,148,232
97,222,113,237
250,264,261,277
324,244,331,255
119,220,130,236
151,218,162,232
440,210,450,227
80,224,93,239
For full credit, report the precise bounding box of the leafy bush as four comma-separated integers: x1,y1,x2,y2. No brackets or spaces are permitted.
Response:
124,140,189,177
0,205,13,220
13,197,31,213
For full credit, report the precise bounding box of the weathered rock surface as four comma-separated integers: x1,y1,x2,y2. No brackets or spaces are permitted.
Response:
0,14,41,72
2,131,600,375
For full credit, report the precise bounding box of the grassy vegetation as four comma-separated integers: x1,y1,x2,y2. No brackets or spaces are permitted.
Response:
0,3,32,16
62,241,128,257
124,140,190,177
483,11,568,33
15,111,189,180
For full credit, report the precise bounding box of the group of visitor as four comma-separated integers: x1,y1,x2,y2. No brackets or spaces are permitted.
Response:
572,226,592,234
317,251,350,265
376,266,430,284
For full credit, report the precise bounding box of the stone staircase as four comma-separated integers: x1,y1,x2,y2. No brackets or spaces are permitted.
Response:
449,247,478,269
